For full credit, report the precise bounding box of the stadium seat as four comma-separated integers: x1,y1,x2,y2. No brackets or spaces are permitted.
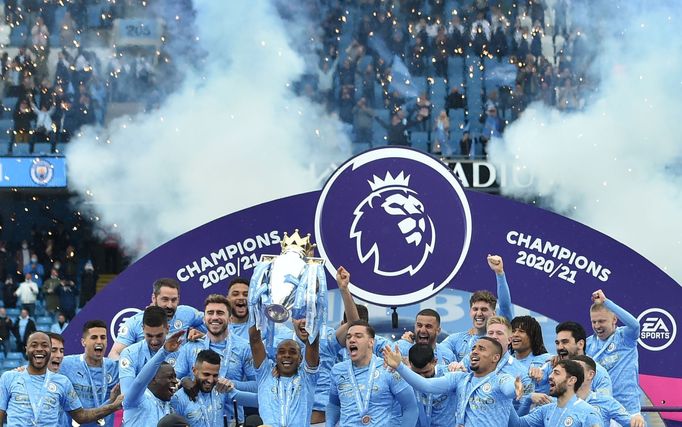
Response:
37,316,53,324
410,131,430,152
6,308,19,318
9,24,28,46
33,143,53,155
2,359,23,370
6,352,23,361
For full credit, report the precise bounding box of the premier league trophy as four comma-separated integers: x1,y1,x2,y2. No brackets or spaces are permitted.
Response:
249,230,328,347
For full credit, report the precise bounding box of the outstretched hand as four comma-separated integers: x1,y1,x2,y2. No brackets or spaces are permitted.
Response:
382,344,403,370
336,266,350,290
591,289,607,305
164,329,186,353
487,254,504,274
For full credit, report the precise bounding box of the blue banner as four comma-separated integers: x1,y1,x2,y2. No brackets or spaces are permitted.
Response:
0,157,67,187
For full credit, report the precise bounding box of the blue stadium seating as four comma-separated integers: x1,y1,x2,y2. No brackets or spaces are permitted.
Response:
410,131,430,152
5,352,23,361
2,359,23,370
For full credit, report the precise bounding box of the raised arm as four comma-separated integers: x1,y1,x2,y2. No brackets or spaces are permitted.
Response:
593,290,640,341
70,395,123,424
488,255,513,320
248,325,266,369
383,345,456,394
305,335,320,369
335,266,359,346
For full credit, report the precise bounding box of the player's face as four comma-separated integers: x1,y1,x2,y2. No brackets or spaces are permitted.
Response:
193,361,220,393
470,302,494,329
82,327,107,362
469,339,500,373
414,315,440,346
346,325,375,364
575,360,594,383
486,323,511,349
292,317,308,341
555,331,583,359
49,338,64,373
154,364,178,401
227,283,249,320
275,341,302,377
204,303,229,336
511,327,531,354
411,359,437,378
590,309,617,340
26,333,51,370
549,365,571,397
152,286,179,319
144,324,169,352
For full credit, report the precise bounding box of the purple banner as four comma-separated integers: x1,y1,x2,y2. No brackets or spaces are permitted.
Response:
65,147,681,421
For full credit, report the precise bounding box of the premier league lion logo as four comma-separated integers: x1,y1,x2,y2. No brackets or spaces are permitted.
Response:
350,171,435,276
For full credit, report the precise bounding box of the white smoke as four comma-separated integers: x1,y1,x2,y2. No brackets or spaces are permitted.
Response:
67,1,350,254
489,2,682,283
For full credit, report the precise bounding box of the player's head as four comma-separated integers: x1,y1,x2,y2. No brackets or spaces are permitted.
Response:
346,320,375,365
469,291,497,330
549,360,584,397
470,336,503,375
343,304,369,324
143,306,169,352
511,316,547,356
227,277,249,321
26,331,51,372
150,361,178,402
589,304,618,340
570,355,596,388
157,414,190,427
193,349,221,393
151,278,181,320
275,339,302,377
47,332,64,373
82,320,108,363
413,308,441,347
486,316,511,351
408,344,437,378
555,321,586,359
204,294,230,337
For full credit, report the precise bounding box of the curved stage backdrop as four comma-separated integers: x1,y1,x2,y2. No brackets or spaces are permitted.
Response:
67,147,681,423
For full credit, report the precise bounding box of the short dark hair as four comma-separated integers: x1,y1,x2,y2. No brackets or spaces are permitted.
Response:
228,277,250,290
195,349,221,367
470,290,497,308
143,306,168,327
204,294,231,311
555,321,586,346
347,320,375,338
571,354,597,374
477,336,503,356
83,320,107,336
344,304,369,323
556,359,584,391
511,316,548,356
416,308,440,324
47,332,64,345
153,278,180,296
408,344,435,369
157,413,190,427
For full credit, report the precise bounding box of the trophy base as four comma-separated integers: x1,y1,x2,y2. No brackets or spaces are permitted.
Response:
265,304,290,323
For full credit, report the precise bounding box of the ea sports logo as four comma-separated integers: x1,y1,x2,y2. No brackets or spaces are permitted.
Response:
315,147,472,306
637,308,676,351
110,307,142,341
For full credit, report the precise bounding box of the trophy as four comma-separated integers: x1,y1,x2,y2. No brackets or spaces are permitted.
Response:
249,230,328,344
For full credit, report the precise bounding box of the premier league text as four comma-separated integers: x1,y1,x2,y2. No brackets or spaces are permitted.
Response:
176,230,281,288
506,231,611,284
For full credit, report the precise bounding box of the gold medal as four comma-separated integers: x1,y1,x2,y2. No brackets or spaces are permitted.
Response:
362,415,371,424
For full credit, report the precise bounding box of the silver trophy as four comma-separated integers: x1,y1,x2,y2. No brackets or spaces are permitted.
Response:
249,230,327,341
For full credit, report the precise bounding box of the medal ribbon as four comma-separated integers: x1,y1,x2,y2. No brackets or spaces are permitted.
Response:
277,376,296,427
22,370,53,425
80,354,108,407
348,356,378,419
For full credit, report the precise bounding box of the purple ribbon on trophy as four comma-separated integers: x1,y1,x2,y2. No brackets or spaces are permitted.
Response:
249,230,328,351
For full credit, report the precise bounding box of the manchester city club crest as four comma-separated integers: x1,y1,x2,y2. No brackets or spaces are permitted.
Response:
607,342,616,352
315,147,472,306
120,358,130,369
482,382,492,393
174,319,183,329
564,416,574,426
47,382,57,393
29,159,54,185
